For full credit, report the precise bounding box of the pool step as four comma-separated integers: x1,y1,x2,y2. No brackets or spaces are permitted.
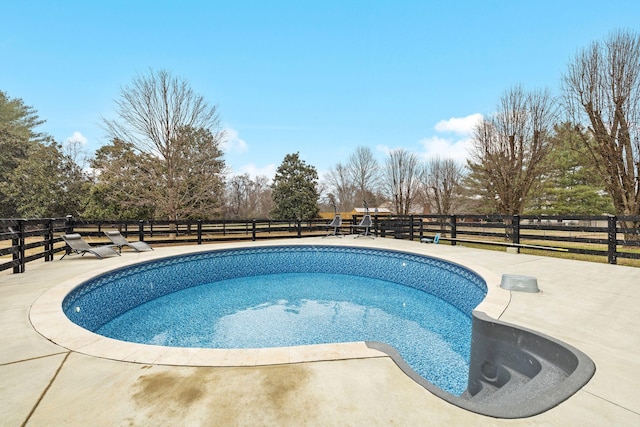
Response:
451,311,597,418
463,365,531,402
463,359,570,404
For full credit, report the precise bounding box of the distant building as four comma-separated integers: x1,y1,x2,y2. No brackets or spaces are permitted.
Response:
318,207,392,220
354,207,391,215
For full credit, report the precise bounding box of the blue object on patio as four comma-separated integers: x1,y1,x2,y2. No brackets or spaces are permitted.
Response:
421,233,441,244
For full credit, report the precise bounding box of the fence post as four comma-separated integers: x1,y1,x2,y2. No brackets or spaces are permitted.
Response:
138,220,145,242
512,215,520,245
512,214,521,253
450,215,457,246
197,220,202,245
63,215,74,259
252,219,256,241
374,212,379,237
65,215,74,234
45,218,54,262
607,215,617,265
409,215,414,240
297,219,302,238
12,220,25,273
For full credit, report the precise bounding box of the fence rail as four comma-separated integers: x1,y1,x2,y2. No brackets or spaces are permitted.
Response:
374,214,640,266
2,214,640,274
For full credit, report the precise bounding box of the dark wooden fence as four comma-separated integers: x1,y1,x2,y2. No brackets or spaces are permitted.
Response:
0,216,337,274
2,214,639,274
0,218,69,274
375,214,640,265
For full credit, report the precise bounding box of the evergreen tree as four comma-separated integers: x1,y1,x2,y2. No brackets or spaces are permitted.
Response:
1,91,88,217
84,138,156,219
526,123,614,215
6,142,87,217
0,91,46,217
270,153,319,220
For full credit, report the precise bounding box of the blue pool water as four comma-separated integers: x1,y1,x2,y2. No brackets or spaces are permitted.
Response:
63,246,487,395
97,272,472,393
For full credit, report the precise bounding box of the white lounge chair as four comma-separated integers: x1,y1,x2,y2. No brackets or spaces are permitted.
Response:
104,230,153,253
60,233,120,259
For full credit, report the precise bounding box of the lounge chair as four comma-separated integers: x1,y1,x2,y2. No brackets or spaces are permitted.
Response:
354,200,375,239
323,214,343,238
421,233,441,244
354,214,374,239
60,233,121,259
104,230,153,253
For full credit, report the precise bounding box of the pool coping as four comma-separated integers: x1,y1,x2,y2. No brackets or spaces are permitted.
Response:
29,239,508,368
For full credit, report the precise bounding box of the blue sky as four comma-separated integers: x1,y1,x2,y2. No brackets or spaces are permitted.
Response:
3,1,640,180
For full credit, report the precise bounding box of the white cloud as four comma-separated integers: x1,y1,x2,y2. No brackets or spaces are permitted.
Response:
415,113,483,162
64,131,88,145
418,135,472,161
375,144,392,156
230,163,277,182
434,113,483,136
221,127,248,154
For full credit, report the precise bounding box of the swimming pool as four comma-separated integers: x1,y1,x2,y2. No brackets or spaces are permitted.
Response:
32,240,596,418
62,245,487,395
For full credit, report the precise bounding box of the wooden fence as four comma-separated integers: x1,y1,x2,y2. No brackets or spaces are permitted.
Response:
376,214,640,265
2,214,639,274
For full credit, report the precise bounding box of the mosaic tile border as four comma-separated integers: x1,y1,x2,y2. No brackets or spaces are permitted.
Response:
64,245,488,332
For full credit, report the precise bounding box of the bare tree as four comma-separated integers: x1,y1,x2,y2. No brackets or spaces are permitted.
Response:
421,157,465,215
61,136,90,173
147,126,226,219
466,85,558,214
254,175,274,218
348,146,380,205
225,173,272,218
562,29,640,221
324,162,356,211
382,148,421,214
103,69,226,221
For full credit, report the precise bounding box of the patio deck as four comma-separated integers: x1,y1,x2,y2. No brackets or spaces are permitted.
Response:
1,238,638,426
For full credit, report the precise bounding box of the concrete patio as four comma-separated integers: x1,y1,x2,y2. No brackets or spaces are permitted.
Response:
1,237,639,426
